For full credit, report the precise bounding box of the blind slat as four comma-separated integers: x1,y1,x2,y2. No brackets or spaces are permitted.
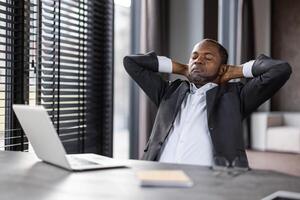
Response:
1,0,113,154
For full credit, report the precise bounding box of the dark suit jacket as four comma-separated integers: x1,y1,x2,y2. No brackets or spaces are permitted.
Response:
123,52,292,167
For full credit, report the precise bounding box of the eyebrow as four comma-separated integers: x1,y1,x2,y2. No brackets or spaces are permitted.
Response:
191,51,215,56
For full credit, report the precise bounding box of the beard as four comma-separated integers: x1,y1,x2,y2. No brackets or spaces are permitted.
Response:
187,69,219,87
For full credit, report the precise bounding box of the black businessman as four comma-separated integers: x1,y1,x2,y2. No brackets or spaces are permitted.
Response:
123,39,292,168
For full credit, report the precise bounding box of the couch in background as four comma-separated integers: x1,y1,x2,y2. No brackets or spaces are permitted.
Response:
251,112,300,153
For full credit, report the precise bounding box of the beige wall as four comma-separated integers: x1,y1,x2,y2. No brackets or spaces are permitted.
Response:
169,0,204,63
271,0,300,111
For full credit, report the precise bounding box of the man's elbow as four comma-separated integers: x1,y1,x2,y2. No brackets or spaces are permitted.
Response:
281,61,292,79
123,55,137,74
285,62,292,76
123,56,131,70
123,55,141,79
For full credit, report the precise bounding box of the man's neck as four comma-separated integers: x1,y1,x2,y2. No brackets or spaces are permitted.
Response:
193,80,219,88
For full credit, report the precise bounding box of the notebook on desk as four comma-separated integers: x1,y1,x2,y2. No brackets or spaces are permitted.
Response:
13,104,126,171
136,170,194,187
262,191,300,200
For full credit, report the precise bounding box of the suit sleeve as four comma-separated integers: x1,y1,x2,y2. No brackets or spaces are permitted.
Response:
240,54,292,118
123,51,170,107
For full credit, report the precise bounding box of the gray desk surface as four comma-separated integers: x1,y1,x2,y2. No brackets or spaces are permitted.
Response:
0,151,299,200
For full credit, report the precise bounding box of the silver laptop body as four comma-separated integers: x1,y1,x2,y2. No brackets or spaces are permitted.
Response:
13,104,125,171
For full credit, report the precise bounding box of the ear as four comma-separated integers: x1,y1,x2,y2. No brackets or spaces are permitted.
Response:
218,64,228,76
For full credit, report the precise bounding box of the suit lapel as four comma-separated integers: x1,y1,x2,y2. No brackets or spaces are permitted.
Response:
155,82,189,144
206,86,220,122
164,82,189,133
174,83,189,116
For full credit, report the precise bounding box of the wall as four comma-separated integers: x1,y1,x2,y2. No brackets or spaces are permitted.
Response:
271,0,300,111
253,0,271,111
253,0,271,57
169,0,204,63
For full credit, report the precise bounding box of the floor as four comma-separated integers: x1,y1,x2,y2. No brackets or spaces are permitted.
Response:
246,149,300,177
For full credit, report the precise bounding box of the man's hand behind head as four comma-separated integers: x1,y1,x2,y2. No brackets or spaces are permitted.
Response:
219,64,243,84
171,61,189,77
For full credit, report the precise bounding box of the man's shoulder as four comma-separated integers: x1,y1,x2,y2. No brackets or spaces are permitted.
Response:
162,79,189,98
170,79,189,86
220,81,244,93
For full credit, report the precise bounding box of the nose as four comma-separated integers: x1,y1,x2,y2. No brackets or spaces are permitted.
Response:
194,54,205,64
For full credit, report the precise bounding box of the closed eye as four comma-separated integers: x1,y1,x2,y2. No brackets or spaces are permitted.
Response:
204,55,215,62
191,52,198,59
205,54,213,60
192,55,198,59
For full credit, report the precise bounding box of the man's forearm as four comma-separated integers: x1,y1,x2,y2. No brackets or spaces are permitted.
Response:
219,60,254,84
172,60,188,76
157,56,188,77
226,65,244,79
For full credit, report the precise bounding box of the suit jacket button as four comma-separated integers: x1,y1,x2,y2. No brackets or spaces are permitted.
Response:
159,141,163,145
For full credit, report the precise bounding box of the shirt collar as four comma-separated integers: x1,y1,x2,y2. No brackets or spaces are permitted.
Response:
189,82,218,95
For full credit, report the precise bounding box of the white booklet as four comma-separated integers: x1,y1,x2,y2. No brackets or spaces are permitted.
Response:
136,170,194,187
262,190,300,200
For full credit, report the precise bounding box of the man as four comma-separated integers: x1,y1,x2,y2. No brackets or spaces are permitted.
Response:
123,39,292,168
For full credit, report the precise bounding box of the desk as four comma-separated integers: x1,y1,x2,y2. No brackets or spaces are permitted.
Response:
0,151,299,200
247,150,300,176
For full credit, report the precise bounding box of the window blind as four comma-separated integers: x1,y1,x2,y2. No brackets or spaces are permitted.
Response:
0,0,114,155
0,0,32,151
38,0,114,155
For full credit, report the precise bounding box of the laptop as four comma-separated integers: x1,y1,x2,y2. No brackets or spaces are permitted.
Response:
13,104,126,171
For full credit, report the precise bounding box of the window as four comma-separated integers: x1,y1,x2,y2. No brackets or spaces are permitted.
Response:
0,1,12,150
0,0,114,155
113,0,131,159
0,0,29,151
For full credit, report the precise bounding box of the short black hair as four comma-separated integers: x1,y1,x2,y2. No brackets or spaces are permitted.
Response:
203,38,228,64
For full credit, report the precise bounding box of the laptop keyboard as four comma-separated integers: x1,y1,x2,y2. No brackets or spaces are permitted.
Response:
68,156,101,166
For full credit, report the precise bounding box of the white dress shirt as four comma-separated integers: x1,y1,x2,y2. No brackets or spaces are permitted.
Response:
156,56,254,166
